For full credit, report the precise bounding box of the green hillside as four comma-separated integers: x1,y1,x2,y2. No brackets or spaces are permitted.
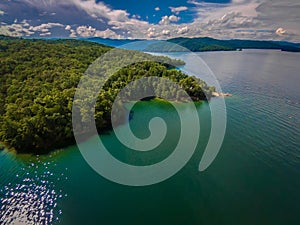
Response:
0,37,213,153
145,37,300,52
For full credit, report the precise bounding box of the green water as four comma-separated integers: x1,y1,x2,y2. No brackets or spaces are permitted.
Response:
1,50,300,225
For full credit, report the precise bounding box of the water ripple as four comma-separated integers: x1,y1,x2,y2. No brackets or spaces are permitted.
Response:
0,155,68,225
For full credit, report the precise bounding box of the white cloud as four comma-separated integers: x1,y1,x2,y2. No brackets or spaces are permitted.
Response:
177,26,189,34
162,29,170,35
95,28,121,39
159,15,180,25
0,23,34,37
169,6,188,15
40,32,51,36
256,1,300,36
74,25,122,39
66,0,149,31
169,15,180,22
21,20,30,27
148,27,155,32
0,21,65,37
188,0,259,22
159,16,170,25
76,25,97,37
69,29,77,38
132,14,141,19
147,31,157,38
183,0,300,41
1,0,300,41
29,22,64,32
205,12,259,30
65,25,71,30
41,28,49,33
0,10,4,16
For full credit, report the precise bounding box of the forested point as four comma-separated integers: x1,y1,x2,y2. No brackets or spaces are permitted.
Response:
0,37,214,153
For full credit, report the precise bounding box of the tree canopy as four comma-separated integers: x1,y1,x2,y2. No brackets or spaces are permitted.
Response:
0,38,214,153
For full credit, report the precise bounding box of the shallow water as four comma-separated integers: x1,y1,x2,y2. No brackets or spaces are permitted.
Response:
1,50,300,225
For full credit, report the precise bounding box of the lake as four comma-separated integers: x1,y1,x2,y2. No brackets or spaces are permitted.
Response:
1,50,300,225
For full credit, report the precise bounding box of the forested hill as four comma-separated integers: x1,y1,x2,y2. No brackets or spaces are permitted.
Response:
144,37,300,52
0,37,214,153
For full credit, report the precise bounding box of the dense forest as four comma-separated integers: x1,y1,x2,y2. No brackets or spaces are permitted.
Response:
0,37,214,153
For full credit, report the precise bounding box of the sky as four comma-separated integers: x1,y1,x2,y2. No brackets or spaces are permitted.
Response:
0,0,299,42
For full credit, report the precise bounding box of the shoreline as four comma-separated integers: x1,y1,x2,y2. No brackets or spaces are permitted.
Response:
1,98,208,155
212,92,233,97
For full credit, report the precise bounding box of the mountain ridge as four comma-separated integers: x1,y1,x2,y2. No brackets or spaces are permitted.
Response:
1,35,299,52
84,36,300,52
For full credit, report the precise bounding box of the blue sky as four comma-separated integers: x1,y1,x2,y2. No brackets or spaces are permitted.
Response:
0,0,299,41
96,0,205,24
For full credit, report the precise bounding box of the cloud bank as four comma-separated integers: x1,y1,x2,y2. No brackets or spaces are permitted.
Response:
0,0,299,41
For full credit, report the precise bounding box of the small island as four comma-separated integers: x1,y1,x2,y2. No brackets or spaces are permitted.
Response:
0,37,215,154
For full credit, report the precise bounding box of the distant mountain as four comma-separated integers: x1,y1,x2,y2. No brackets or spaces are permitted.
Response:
82,37,162,51
83,37,300,52
145,37,300,53
0,35,19,40
82,37,136,47
2,35,299,52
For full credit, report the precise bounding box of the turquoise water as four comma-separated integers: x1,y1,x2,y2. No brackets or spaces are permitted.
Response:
1,50,300,225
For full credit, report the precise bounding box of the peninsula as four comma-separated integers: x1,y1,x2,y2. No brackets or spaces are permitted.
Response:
0,37,215,153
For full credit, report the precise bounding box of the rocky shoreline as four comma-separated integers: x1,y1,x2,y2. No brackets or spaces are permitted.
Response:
212,92,233,97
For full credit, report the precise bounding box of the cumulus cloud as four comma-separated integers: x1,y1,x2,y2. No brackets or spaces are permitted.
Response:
147,32,156,38
40,32,51,36
65,25,71,30
177,26,189,34
29,23,64,32
69,29,77,38
146,27,157,38
256,1,300,38
0,0,300,41
162,29,170,36
132,14,141,19
206,12,260,30
0,21,64,37
169,15,180,22
184,0,300,41
71,25,122,39
169,6,188,14
159,16,170,25
20,19,30,27
189,0,259,21
66,0,149,31
76,25,97,37
159,15,180,25
94,28,121,39
0,23,34,37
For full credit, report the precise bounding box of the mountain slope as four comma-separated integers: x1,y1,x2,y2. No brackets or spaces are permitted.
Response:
144,37,300,52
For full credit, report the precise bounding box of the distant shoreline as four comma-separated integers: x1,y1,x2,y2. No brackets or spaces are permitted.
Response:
83,36,300,53
3,35,300,53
